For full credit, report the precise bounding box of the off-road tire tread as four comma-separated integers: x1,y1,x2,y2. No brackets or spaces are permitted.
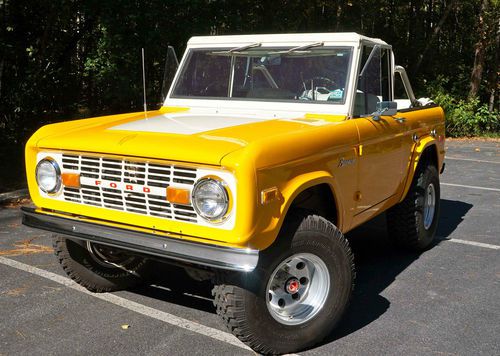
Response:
53,235,146,293
212,214,355,355
387,164,439,251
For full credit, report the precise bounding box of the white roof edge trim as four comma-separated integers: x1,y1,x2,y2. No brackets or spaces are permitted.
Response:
165,98,350,116
187,32,388,46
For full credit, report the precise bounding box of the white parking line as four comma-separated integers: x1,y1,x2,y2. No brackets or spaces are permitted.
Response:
443,238,500,250
0,256,252,353
446,157,499,164
441,183,500,192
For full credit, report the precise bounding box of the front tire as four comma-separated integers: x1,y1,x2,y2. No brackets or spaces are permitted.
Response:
53,235,150,292
212,214,355,354
387,164,441,251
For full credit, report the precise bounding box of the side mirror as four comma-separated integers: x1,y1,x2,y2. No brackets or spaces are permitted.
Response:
372,101,397,120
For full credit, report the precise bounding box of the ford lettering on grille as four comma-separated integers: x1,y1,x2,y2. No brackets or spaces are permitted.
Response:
94,180,152,193
60,154,198,222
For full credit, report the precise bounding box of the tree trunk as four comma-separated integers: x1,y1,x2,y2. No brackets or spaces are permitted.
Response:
414,0,456,75
468,0,489,100
335,2,343,31
0,59,4,98
488,17,499,112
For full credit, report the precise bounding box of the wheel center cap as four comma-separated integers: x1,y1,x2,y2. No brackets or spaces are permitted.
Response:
286,278,300,294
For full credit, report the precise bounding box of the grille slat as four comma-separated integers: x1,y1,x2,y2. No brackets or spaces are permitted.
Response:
61,154,198,223
102,192,122,199
81,173,99,179
148,175,170,182
81,190,100,196
147,181,169,188
125,202,147,210
150,206,172,212
64,192,81,198
173,178,195,184
103,199,124,206
175,210,197,218
149,200,170,207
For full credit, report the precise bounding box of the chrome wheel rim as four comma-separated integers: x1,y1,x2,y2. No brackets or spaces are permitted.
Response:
266,253,330,325
423,183,436,230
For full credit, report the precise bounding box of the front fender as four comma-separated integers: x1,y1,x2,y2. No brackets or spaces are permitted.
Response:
280,172,343,227
253,170,344,250
400,135,443,201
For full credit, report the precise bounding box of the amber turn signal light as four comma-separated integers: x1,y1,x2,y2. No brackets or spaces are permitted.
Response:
261,187,282,205
61,173,80,188
166,186,191,205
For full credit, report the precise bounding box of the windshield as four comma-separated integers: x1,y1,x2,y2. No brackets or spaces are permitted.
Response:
171,46,352,104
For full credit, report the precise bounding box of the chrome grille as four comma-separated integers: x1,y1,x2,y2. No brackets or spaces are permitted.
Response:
61,154,197,222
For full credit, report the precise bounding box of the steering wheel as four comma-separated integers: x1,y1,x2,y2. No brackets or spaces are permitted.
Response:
297,76,337,100
300,76,337,91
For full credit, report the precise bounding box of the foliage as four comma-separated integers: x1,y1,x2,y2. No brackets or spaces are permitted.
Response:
428,76,499,137
445,99,499,137
0,0,499,190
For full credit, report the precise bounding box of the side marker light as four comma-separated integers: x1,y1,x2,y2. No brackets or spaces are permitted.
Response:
261,187,281,205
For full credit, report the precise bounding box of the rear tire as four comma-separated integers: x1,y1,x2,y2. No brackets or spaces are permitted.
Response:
387,164,440,251
53,235,151,292
212,214,355,354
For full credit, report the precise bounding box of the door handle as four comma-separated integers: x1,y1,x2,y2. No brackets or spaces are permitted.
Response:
393,117,406,123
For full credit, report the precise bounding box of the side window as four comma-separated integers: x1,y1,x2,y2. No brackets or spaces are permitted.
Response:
381,49,391,101
353,45,391,116
394,72,412,109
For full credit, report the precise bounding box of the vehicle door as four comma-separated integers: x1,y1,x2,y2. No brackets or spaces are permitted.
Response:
352,45,407,215
393,67,443,173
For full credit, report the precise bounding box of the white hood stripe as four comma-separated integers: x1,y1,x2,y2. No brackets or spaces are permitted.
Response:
109,113,272,135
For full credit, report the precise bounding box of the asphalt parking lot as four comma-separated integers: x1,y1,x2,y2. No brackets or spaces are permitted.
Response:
1,140,499,356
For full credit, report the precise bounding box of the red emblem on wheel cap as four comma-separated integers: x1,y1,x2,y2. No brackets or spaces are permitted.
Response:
286,278,300,294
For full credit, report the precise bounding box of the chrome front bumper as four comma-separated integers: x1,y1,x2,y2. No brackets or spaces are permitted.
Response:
21,207,258,272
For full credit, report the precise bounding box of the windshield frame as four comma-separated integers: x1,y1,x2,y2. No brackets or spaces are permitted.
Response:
168,46,354,107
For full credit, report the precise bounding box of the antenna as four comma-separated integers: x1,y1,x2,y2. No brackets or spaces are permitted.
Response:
141,48,147,117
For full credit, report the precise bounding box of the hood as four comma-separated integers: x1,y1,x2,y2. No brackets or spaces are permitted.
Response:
34,108,344,166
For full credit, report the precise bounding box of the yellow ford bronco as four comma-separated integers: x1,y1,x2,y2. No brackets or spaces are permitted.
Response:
23,33,445,354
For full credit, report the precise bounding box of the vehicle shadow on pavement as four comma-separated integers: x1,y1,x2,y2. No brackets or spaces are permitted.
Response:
131,265,216,314
129,198,474,347
436,199,473,239
321,198,473,347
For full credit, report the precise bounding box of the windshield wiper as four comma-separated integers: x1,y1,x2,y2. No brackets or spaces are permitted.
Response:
212,41,324,56
267,42,324,55
286,42,324,53
229,42,261,53
211,42,262,55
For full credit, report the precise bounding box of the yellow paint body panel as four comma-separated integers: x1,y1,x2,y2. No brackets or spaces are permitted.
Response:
25,105,444,252
350,106,445,230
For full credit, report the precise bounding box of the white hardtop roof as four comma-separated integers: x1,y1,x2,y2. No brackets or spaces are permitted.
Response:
187,32,389,47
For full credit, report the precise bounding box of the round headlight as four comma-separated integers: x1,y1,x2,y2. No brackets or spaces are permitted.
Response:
36,158,61,194
192,178,229,221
